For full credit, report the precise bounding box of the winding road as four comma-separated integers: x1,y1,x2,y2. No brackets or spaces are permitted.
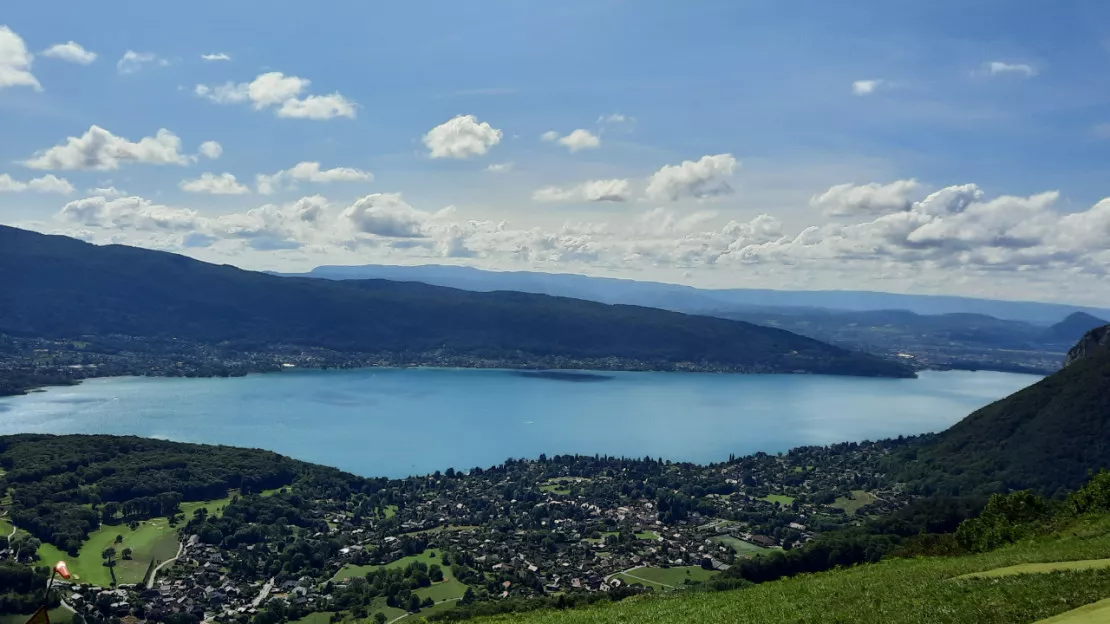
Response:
146,541,185,589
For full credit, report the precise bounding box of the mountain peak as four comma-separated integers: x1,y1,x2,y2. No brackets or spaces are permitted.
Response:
1066,324,1110,367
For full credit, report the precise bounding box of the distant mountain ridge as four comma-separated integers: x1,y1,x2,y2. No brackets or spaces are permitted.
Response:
1046,312,1109,344
0,226,912,378
282,264,1110,324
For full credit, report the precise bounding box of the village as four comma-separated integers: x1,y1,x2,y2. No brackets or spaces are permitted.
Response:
20,440,910,624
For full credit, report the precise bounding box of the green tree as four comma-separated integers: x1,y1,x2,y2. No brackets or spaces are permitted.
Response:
121,548,133,560
428,564,444,583
373,614,386,624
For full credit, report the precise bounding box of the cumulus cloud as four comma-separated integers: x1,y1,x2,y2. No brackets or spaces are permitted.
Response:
0,26,41,90
198,141,223,160
196,72,356,120
533,179,631,203
201,52,231,61
987,61,1037,77
342,193,432,238
23,125,191,170
0,173,74,194
645,153,738,201
542,129,601,152
256,162,372,194
179,173,250,195
423,115,503,159
852,79,881,95
486,162,514,173
117,50,167,74
60,195,200,231
42,41,97,64
811,179,921,216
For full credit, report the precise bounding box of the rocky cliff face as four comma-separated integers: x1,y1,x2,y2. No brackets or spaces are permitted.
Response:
1066,324,1110,366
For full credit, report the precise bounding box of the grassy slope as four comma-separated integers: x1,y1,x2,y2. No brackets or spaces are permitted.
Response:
710,536,769,557
616,566,717,590
37,517,179,586
333,550,447,582
0,608,73,624
1035,598,1110,623
830,490,880,516
474,516,1110,624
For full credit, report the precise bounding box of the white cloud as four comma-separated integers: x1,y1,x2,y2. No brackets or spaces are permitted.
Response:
0,26,41,90
198,141,223,160
342,193,431,238
811,179,921,216
645,153,739,201
179,173,250,195
598,113,633,124
196,72,356,120
852,79,881,95
201,53,231,61
987,61,1037,77
194,82,249,104
88,186,125,198
423,114,503,159
533,179,631,203
42,41,97,65
486,162,514,173
256,162,372,194
23,125,190,170
277,93,357,119
117,50,167,74
542,129,601,152
0,173,74,194
60,195,200,231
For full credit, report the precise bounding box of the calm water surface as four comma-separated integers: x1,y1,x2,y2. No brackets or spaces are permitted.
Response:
0,368,1040,478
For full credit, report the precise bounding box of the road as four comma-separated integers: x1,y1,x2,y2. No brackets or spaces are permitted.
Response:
251,578,276,608
387,597,462,624
146,541,185,589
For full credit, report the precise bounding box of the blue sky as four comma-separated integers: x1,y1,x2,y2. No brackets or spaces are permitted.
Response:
2,0,1109,303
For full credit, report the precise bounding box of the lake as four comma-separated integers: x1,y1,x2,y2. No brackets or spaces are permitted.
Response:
0,368,1040,478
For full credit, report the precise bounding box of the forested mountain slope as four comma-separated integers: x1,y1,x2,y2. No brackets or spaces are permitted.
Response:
900,324,1110,496
0,226,911,377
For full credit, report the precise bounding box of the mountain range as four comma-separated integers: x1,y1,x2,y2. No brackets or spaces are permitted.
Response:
283,264,1110,324
0,226,911,378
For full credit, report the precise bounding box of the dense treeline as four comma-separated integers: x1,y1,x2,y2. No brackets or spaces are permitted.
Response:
894,339,1110,498
0,225,911,378
0,434,366,554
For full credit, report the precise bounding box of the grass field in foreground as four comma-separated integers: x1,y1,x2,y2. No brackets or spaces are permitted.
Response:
830,490,879,516
37,517,179,586
333,550,446,581
957,558,1110,579
473,515,1110,624
1035,597,1110,623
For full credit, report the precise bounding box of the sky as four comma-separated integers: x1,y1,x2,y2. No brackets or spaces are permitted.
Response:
2,0,1110,304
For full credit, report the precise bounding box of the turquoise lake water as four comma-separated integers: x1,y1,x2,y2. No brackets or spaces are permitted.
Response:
0,368,1041,478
